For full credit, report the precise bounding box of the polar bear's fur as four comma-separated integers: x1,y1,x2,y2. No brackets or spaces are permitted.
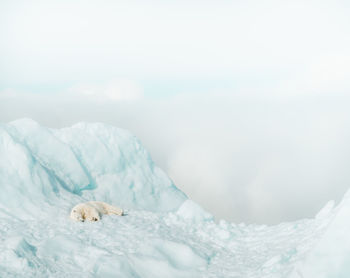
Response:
70,201,123,222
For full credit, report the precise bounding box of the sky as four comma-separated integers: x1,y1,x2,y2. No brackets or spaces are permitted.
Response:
1,0,350,224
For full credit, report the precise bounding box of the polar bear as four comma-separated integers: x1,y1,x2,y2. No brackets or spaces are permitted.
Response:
70,201,123,222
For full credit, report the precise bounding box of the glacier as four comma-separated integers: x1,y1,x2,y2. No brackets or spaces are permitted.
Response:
0,118,349,277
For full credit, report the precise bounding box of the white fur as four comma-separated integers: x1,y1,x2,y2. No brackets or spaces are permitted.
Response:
70,201,123,222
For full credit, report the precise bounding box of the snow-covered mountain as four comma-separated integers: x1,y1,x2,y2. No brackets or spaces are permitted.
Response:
0,119,348,277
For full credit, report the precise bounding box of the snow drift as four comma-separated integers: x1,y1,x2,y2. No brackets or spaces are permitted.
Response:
0,119,349,277
0,119,186,218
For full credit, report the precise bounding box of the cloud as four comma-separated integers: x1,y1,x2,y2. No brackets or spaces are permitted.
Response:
67,79,144,101
1,0,350,90
271,54,350,97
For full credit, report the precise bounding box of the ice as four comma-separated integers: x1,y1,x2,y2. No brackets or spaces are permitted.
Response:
176,199,213,222
0,119,186,218
0,119,349,277
291,190,350,278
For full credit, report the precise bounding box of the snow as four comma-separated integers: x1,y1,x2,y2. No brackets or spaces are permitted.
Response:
176,199,213,222
0,119,349,277
290,191,350,278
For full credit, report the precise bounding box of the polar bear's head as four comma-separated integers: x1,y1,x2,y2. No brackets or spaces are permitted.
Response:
70,207,84,222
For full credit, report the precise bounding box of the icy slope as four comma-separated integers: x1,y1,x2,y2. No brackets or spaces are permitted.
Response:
0,119,186,219
290,191,350,278
0,119,348,277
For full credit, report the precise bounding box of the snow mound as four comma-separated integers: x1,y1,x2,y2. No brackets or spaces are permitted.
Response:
0,119,349,277
176,199,213,222
290,190,350,278
0,118,186,219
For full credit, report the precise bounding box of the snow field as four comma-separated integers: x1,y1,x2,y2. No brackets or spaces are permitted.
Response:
0,119,349,277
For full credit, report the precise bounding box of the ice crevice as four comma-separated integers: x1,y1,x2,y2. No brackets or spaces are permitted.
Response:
0,118,349,277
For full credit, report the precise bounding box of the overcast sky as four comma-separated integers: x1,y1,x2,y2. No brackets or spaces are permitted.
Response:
1,0,350,224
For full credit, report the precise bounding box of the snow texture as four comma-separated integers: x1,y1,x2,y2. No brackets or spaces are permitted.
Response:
0,119,349,277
